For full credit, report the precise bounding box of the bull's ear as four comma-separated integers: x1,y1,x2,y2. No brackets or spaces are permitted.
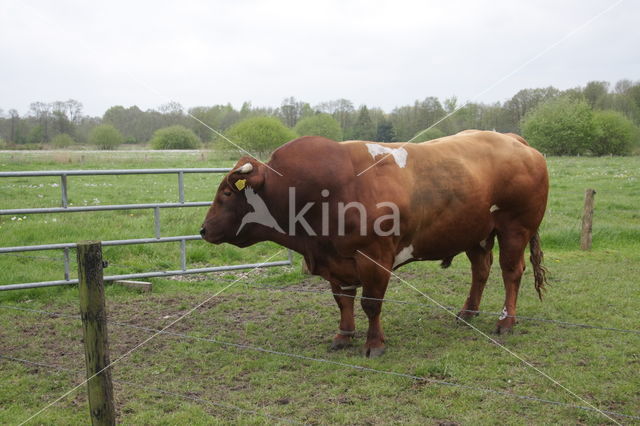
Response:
227,158,265,192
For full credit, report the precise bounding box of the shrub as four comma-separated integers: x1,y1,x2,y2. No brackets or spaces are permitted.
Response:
592,110,638,156
294,114,343,141
150,125,201,150
89,124,124,150
51,133,75,149
522,97,595,155
224,116,297,156
27,126,45,144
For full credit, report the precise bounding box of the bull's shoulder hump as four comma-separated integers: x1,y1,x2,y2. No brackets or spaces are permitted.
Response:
268,136,355,181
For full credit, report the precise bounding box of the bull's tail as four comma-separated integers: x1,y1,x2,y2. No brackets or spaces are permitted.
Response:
529,232,548,300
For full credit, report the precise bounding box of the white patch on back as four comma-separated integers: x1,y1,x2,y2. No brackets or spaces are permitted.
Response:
499,307,508,320
490,204,500,212
393,244,414,268
366,143,408,168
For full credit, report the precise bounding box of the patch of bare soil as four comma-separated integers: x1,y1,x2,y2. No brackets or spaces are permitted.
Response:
281,276,327,291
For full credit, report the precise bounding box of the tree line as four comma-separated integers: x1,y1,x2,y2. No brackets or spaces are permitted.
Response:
1,79,639,155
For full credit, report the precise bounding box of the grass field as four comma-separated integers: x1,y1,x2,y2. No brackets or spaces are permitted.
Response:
0,151,639,424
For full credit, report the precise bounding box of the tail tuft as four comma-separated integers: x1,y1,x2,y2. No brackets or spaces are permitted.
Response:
529,232,548,300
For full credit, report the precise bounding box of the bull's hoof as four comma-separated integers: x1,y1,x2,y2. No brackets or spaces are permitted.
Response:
330,335,352,351
456,310,479,322
495,317,516,334
495,324,514,335
364,346,385,358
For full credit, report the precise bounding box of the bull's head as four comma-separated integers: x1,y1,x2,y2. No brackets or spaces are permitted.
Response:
200,157,268,247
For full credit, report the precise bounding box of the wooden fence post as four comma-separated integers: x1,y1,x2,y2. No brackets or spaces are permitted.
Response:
77,241,116,426
580,189,596,250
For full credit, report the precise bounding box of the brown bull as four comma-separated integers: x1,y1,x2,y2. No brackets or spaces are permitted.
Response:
200,130,549,357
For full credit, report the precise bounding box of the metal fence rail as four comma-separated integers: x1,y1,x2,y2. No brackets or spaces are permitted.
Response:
0,168,292,291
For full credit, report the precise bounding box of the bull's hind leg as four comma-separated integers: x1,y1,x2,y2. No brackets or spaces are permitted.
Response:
496,227,530,334
458,234,495,322
329,281,357,350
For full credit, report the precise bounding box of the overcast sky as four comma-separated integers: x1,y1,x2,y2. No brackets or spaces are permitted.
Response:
1,0,638,117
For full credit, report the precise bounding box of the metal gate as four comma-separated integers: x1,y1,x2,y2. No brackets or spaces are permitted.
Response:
0,168,292,291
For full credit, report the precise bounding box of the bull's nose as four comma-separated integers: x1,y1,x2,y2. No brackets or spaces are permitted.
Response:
199,227,206,237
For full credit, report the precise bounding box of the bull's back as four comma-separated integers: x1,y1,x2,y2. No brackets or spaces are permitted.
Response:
343,131,548,259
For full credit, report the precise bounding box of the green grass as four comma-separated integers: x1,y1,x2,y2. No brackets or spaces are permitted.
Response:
0,152,639,424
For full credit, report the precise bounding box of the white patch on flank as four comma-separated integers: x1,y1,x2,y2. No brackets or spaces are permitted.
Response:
340,285,358,291
490,204,500,212
366,143,408,168
393,244,414,268
479,239,487,249
499,307,508,320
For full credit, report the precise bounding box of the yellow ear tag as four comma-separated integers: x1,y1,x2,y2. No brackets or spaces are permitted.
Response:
235,179,246,191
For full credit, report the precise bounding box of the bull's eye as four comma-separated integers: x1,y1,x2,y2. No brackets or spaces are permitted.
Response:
223,191,232,197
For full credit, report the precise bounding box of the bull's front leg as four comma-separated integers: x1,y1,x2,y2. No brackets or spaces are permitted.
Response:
355,252,392,358
329,281,357,350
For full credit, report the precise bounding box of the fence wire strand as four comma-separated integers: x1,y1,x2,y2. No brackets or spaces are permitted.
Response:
0,354,302,425
243,282,640,335
161,272,640,335
4,282,640,336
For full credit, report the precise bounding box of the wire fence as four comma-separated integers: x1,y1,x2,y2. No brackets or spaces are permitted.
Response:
1,279,638,423
4,279,639,336
147,270,640,336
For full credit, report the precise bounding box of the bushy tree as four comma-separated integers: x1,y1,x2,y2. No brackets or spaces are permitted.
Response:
294,114,343,141
315,98,354,131
89,124,124,150
224,116,297,156
27,125,45,144
351,106,376,140
412,127,446,142
583,81,610,108
150,125,201,149
279,97,311,127
376,119,397,142
592,110,638,155
51,133,75,148
522,97,595,155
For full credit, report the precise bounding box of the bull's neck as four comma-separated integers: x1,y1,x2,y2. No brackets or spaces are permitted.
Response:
257,226,307,255
249,170,308,255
